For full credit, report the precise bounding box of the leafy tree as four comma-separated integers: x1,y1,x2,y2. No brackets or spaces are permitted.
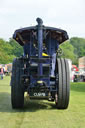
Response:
60,40,78,64
70,37,85,57
0,38,23,64
9,39,23,57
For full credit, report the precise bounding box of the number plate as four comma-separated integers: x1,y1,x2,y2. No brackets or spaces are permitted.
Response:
33,93,46,97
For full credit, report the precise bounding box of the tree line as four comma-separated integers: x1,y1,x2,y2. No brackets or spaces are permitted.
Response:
0,37,85,64
60,37,85,65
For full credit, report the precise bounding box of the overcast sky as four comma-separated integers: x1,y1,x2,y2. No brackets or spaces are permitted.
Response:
0,0,85,40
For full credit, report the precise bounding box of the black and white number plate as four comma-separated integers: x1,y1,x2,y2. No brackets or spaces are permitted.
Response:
33,93,46,97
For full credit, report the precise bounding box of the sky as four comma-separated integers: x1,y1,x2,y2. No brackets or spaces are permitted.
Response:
0,0,85,40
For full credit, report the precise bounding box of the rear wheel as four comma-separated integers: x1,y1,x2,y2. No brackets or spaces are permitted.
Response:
11,58,24,109
55,58,70,109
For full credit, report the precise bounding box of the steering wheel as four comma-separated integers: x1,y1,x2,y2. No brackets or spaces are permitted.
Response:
56,48,63,56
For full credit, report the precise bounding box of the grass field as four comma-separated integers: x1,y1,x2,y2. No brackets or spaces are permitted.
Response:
0,76,85,128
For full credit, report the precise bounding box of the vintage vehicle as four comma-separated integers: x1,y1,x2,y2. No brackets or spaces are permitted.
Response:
11,18,70,109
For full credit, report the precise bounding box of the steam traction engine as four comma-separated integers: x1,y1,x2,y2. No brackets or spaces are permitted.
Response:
11,18,70,109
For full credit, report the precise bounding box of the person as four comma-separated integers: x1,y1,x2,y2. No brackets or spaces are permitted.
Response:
46,35,59,77
50,38,59,77
23,41,36,56
0,68,4,80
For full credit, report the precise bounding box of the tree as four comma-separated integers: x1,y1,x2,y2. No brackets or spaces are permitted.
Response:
0,38,23,64
60,40,77,64
9,39,23,57
70,37,85,57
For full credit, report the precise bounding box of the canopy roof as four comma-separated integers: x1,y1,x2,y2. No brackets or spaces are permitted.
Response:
13,25,69,46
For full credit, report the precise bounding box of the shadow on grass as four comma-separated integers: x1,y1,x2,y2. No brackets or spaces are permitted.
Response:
71,82,85,92
0,92,56,113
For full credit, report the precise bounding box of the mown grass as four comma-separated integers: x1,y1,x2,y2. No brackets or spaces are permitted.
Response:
0,76,85,128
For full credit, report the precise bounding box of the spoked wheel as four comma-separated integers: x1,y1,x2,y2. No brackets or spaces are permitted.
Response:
55,58,70,109
11,58,24,109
